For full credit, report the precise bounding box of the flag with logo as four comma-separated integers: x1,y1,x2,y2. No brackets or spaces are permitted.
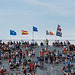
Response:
22,30,28,35
10,30,17,35
50,31,54,35
56,24,62,37
46,30,54,35
33,26,38,32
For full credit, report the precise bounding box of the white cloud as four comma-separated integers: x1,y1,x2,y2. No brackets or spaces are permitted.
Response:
23,0,56,8
22,0,75,16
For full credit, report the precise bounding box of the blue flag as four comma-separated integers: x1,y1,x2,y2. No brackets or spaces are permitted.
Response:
10,30,17,35
33,26,38,32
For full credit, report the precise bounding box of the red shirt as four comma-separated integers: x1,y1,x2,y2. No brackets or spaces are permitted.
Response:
32,64,34,68
29,66,31,69
63,49,65,51
52,42,55,45
0,70,4,73
29,63,31,66
8,58,11,62
40,52,43,56
26,51,28,54
62,67,65,71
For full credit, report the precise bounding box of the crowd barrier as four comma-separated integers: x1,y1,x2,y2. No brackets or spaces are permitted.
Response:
0,39,75,45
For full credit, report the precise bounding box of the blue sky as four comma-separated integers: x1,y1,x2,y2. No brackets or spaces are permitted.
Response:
0,0,75,40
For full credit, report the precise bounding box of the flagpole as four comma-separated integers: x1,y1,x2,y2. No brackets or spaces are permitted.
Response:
32,26,34,41
55,28,57,42
45,30,46,40
46,30,48,46
32,26,38,42
21,30,22,42
55,34,57,42
46,30,47,40
10,35,11,42
10,30,11,41
32,31,34,40
10,31,12,42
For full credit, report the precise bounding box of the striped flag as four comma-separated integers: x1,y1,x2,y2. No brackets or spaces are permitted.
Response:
22,30,28,35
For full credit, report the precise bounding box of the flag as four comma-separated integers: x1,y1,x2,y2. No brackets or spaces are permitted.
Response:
46,30,54,35
22,30,28,35
10,30,17,35
57,27,61,31
33,26,38,32
58,24,60,27
49,31,54,35
46,30,49,35
56,24,62,37
56,31,62,37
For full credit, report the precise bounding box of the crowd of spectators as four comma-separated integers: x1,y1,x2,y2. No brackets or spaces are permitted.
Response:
52,40,71,47
0,40,75,75
39,41,75,75
0,40,38,75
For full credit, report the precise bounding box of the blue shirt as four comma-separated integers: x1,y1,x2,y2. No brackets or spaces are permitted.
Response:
0,52,1,56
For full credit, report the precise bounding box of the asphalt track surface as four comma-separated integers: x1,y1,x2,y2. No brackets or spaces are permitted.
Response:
0,46,75,75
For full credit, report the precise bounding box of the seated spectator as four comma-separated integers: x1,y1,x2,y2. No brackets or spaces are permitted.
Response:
52,42,55,46
40,42,43,46
0,58,2,63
